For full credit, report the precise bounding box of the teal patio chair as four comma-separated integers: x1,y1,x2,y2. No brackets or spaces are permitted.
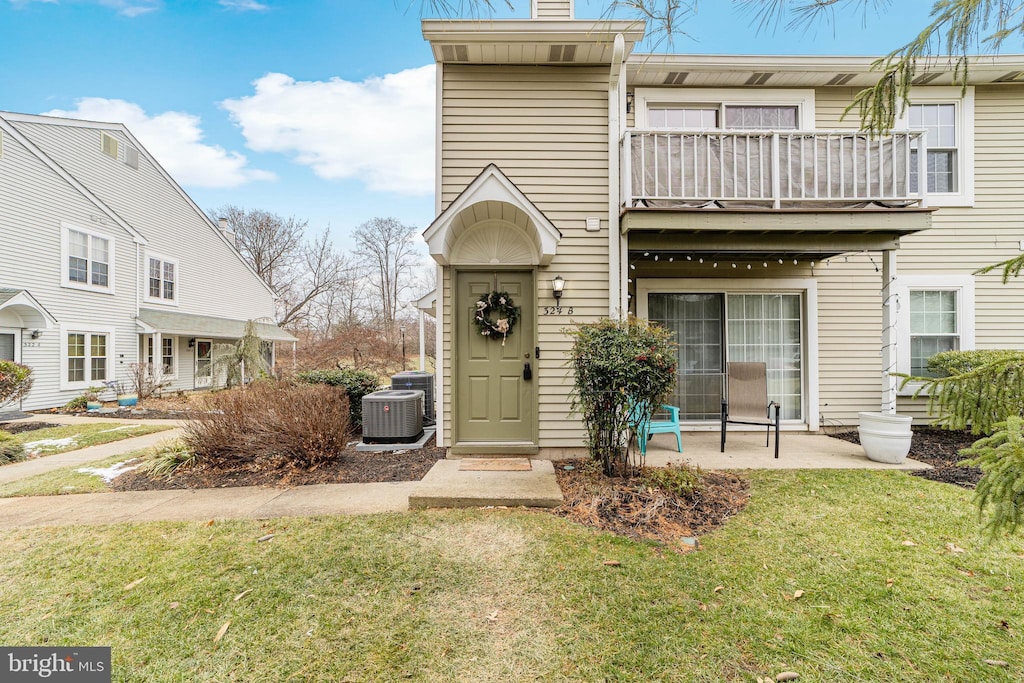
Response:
630,402,683,457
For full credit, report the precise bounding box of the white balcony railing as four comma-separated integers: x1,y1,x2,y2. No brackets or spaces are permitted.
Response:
622,129,928,209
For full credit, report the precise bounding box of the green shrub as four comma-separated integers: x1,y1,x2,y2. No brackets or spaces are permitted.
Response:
0,430,26,465
960,416,1024,537
639,463,703,498
927,349,1023,377
568,316,678,476
296,368,380,428
64,395,89,411
0,360,33,405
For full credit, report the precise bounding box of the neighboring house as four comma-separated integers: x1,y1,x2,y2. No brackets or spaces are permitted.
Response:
0,111,296,412
421,1,1024,456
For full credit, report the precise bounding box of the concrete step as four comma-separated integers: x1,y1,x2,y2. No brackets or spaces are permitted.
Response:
408,458,563,509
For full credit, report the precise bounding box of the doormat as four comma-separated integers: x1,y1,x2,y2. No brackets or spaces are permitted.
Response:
458,458,532,472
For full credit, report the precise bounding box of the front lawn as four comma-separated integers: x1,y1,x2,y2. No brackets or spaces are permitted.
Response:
2,422,172,460
1,470,1022,681
0,453,140,498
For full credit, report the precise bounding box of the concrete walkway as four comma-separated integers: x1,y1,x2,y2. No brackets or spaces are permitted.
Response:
0,414,931,529
0,482,415,529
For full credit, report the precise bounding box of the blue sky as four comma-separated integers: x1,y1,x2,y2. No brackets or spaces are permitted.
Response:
1,0,944,251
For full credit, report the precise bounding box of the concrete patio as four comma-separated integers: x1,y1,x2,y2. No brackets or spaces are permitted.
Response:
641,429,930,470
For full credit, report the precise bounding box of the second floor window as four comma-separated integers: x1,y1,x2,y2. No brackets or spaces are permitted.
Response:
63,225,112,292
909,103,958,193
147,256,177,303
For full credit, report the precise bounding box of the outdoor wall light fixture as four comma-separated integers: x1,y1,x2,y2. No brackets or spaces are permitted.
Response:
188,337,196,348
30,330,42,339
552,275,566,301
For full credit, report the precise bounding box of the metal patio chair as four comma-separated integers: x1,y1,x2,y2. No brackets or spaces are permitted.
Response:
721,362,780,459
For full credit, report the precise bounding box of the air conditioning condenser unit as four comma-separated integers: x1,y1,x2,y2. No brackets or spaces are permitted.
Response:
362,390,424,443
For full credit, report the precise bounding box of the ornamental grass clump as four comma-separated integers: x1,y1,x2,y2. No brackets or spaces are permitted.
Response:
182,381,350,470
568,317,677,477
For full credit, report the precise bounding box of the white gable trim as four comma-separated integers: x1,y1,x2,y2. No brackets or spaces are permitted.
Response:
423,164,562,266
0,289,58,329
0,115,147,245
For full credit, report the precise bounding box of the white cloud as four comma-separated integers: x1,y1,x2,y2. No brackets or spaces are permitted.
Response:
221,66,435,195
43,98,276,189
218,0,268,10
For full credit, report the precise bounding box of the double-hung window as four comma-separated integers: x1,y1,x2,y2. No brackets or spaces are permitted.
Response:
62,224,113,293
147,336,176,377
896,275,975,386
901,87,975,206
145,254,178,304
61,327,114,389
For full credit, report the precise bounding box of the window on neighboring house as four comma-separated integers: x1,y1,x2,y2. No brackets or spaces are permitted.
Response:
909,103,958,193
146,255,177,303
62,225,112,292
147,336,175,377
897,275,974,387
64,330,111,387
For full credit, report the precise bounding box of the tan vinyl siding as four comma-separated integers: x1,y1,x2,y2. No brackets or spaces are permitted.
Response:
811,85,1024,424
9,121,276,323
441,65,610,447
0,128,139,410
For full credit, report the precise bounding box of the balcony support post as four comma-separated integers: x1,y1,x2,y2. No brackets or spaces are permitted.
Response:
771,133,781,209
881,249,898,414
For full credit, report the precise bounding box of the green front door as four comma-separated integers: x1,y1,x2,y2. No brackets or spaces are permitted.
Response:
455,271,536,446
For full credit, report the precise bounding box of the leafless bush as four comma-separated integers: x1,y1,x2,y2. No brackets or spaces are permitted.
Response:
183,381,351,469
128,362,172,400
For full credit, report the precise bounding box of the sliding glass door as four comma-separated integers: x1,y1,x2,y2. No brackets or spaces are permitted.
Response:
648,292,804,422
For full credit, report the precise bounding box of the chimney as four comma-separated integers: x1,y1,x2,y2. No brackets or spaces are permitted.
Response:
532,0,574,20
217,217,237,246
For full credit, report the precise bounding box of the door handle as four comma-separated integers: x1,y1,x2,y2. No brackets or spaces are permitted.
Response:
523,362,532,381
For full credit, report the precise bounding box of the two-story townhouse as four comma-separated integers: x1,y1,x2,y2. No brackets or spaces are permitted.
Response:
422,1,1024,457
0,111,295,413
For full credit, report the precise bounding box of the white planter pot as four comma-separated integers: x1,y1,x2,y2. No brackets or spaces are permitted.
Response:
858,412,913,464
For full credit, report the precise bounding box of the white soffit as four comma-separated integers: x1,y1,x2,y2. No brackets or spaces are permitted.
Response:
423,164,562,266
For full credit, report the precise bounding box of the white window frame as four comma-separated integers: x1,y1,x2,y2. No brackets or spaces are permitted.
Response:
60,325,115,391
634,88,816,130
144,253,179,306
896,86,975,207
894,274,975,395
636,277,819,430
60,222,115,294
146,335,178,380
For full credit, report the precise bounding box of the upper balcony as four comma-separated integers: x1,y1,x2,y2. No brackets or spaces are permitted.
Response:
622,129,929,211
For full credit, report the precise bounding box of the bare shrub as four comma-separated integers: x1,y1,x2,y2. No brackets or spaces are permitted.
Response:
183,382,350,469
128,363,172,400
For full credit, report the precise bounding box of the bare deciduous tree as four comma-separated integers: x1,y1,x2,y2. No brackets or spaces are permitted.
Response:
353,217,420,331
211,206,355,329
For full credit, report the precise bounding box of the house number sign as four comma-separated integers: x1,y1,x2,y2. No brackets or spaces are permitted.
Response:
542,306,574,315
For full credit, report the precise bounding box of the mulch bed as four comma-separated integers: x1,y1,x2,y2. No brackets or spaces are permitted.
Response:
829,427,983,488
35,408,200,420
0,422,62,435
111,438,447,491
552,459,750,552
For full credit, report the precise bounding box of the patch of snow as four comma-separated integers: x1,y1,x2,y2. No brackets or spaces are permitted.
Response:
77,459,140,483
97,425,143,433
23,437,78,455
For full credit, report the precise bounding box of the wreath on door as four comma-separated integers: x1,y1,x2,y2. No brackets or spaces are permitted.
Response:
474,291,520,345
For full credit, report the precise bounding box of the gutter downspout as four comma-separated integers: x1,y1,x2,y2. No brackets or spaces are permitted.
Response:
608,33,625,318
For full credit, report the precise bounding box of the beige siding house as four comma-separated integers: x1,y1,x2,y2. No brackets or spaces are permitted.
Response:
0,112,295,412
424,8,1024,456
